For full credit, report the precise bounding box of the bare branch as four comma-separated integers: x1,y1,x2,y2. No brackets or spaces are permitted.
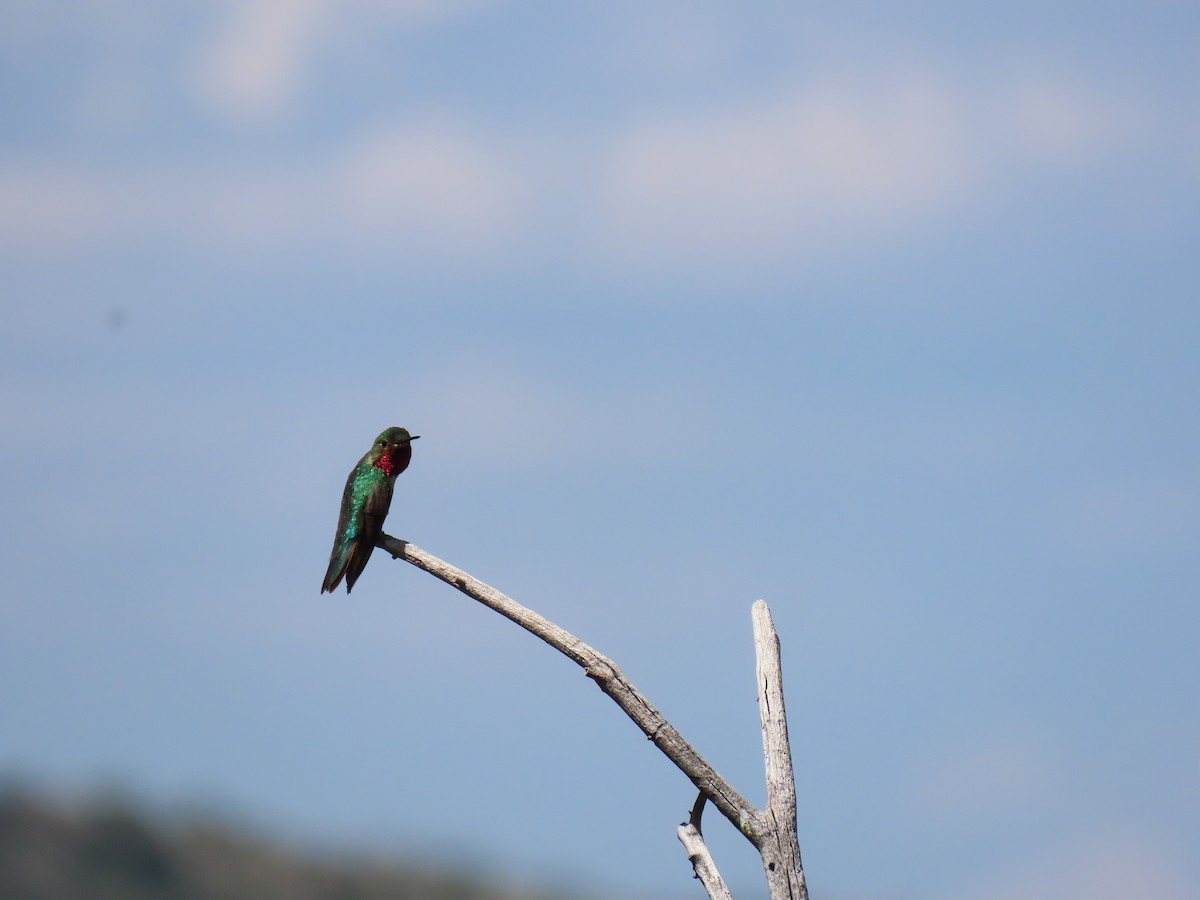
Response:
379,536,764,842
753,600,808,900
378,539,812,899
677,793,734,900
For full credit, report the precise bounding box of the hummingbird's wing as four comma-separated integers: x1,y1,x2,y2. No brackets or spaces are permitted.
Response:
341,477,395,592
321,463,372,594
321,490,357,593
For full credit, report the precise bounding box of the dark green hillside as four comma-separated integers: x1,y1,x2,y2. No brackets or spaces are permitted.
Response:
0,789,579,900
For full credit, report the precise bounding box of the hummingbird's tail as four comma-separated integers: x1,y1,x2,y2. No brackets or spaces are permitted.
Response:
341,542,375,593
321,542,352,593
322,539,375,593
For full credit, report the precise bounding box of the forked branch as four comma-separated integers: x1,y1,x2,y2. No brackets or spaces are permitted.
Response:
378,536,807,899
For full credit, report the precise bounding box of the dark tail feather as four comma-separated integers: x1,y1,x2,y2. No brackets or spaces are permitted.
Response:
342,543,375,593
321,542,353,593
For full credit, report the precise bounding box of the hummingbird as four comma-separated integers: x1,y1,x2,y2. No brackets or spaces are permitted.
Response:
321,426,419,594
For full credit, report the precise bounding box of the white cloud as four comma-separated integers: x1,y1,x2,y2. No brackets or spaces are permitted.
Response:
597,72,977,263
193,0,327,120
0,121,526,256
335,123,526,249
0,56,1184,275
593,64,1181,267
999,66,1158,166
192,0,487,121
0,166,117,244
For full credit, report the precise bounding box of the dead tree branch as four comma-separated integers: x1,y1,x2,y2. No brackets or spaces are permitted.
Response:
753,601,809,899
677,793,734,900
378,536,808,899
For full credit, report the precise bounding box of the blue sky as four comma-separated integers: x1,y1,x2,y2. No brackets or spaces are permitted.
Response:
1,2,1198,897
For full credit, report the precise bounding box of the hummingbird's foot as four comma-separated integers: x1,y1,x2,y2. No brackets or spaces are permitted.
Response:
378,533,408,558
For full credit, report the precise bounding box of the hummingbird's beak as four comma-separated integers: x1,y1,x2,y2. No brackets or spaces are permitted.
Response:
410,434,421,441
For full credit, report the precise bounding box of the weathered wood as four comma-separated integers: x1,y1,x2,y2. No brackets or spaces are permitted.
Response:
677,793,734,900
379,537,761,840
379,536,809,899
753,600,808,900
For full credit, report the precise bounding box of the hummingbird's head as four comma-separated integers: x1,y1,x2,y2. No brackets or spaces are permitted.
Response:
369,426,419,476
373,426,419,454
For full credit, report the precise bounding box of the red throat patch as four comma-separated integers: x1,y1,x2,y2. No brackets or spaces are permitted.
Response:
374,444,412,477
374,451,397,476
